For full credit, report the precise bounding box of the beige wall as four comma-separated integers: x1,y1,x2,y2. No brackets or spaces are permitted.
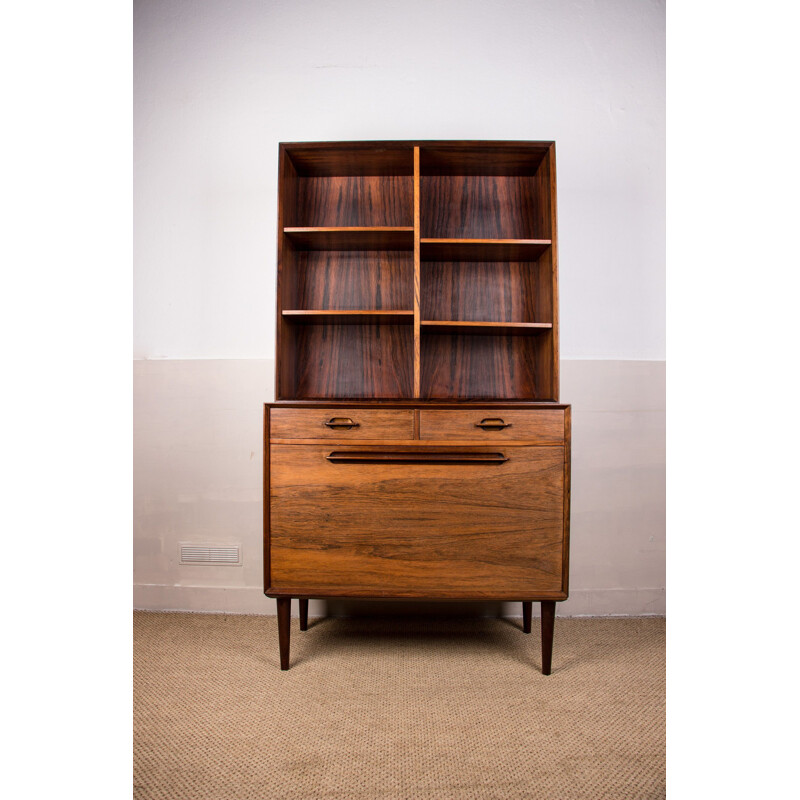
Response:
133,358,664,617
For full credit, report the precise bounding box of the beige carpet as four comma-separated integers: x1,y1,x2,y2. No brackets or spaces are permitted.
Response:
134,612,665,799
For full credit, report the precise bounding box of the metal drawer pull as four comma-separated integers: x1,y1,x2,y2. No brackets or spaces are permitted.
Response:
475,418,512,430
324,417,360,430
326,451,508,464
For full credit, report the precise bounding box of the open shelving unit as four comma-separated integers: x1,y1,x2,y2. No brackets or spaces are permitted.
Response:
276,141,559,401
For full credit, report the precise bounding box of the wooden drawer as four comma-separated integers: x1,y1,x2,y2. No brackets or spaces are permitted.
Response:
270,408,414,440
418,409,565,443
269,444,566,597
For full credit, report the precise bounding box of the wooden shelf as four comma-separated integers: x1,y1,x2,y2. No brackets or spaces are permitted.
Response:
283,310,414,325
420,239,551,262
284,227,414,250
421,320,553,336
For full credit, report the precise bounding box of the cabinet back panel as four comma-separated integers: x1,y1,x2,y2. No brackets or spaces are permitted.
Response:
286,143,414,176
419,144,550,176
420,175,549,239
421,332,554,400
294,175,413,227
421,261,547,323
292,323,413,399
295,250,413,311
534,248,554,324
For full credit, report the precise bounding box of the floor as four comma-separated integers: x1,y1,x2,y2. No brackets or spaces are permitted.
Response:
134,612,665,799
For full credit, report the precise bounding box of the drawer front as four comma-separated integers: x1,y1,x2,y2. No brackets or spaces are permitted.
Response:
418,409,565,443
269,444,566,597
271,408,414,440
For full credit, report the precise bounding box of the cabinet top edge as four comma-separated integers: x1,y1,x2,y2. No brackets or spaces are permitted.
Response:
280,141,555,176
266,401,570,409
279,140,556,149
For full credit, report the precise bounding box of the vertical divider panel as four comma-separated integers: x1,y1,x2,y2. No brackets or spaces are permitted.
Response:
413,146,421,398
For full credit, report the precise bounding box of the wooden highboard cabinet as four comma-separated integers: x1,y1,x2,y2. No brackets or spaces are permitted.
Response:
264,141,571,672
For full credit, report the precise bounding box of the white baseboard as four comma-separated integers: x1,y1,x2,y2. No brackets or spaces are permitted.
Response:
134,584,665,617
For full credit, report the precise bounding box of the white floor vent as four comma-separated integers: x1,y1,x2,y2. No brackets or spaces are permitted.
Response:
179,544,241,566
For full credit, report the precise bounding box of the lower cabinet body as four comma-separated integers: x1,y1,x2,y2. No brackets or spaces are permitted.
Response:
265,404,571,673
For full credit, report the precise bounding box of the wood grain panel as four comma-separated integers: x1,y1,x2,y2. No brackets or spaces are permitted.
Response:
532,247,554,326
418,409,565,443
542,144,560,401
295,176,413,227
292,323,413,399
276,150,300,400
533,247,556,397
285,143,414,176
290,248,413,310
263,405,270,590
420,260,546,323
420,332,555,400
562,406,571,593
419,144,550,176
421,175,543,239
270,444,565,596
529,148,553,244
271,408,414,440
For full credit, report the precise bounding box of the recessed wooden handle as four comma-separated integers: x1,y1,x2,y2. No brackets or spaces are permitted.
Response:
324,417,360,430
475,418,512,430
325,451,508,464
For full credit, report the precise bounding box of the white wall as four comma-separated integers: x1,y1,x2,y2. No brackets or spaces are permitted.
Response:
134,0,665,361
133,0,665,616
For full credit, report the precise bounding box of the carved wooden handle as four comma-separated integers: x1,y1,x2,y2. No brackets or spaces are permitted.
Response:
475,418,512,430
325,451,508,464
324,417,360,430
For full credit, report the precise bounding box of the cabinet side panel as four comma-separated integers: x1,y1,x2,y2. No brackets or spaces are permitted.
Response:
277,148,300,398
538,144,559,400
263,405,270,592
562,405,571,595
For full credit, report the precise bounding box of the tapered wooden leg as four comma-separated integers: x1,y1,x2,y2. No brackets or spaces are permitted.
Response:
541,600,555,675
522,601,532,633
299,599,308,631
277,597,291,670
